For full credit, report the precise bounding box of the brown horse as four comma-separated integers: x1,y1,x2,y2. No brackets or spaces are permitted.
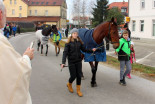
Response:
81,18,120,87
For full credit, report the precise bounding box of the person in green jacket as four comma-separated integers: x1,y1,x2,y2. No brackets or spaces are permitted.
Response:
115,30,131,86
50,29,62,56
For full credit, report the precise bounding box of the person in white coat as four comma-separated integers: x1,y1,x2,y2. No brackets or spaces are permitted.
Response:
0,1,34,104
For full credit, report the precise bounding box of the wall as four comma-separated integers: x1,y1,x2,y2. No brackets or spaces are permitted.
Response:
4,0,28,17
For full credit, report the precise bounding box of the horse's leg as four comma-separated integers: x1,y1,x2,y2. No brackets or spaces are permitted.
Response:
90,61,98,87
92,61,99,87
37,41,41,51
45,44,48,56
41,44,43,54
89,62,95,87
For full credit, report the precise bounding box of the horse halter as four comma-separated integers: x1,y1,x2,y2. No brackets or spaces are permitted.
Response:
107,22,119,44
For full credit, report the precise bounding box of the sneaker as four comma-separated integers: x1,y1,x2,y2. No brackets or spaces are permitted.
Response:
119,76,126,86
127,74,131,79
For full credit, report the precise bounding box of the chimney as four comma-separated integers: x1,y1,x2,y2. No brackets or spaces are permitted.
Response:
123,0,125,4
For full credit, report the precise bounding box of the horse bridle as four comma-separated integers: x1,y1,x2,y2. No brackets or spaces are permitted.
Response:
107,22,119,44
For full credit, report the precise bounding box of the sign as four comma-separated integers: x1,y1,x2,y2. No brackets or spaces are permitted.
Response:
66,20,69,23
126,17,130,23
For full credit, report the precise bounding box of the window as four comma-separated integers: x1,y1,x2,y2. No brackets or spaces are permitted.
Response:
14,0,17,4
41,2,44,5
29,10,32,16
10,0,12,4
141,0,145,8
153,20,155,36
35,10,37,16
19,13,22,18
53,2,56,5
121,8,127,12
140,20,144,32
12,9,15,15
46,2,49,5
132,21,136,31
45,10,48,16
19,6,22,10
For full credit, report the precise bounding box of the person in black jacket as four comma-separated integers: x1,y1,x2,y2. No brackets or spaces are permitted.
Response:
61,28,96,97
124,23,131,39
65,28,68,38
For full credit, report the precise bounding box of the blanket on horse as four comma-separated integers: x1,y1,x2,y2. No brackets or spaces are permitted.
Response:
78,28,106,62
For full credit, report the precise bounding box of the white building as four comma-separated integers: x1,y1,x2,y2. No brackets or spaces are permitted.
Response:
129,0,155,39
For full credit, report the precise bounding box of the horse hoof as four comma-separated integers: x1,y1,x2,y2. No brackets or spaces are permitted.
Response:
91,82,97,87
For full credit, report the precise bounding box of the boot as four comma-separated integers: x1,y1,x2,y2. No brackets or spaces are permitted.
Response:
76,85,83,97
67,83,73,93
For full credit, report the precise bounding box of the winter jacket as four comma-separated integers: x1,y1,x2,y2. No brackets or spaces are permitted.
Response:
12,26,17,32
116,38,131,61
50,31,62,42
62,39,92,64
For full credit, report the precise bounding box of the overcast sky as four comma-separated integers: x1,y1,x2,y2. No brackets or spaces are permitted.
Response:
66,0,128,21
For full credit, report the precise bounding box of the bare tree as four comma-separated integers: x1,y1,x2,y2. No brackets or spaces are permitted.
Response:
72,0,95,27
72,0,81,28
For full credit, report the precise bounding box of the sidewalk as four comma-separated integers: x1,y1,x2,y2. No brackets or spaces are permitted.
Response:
132,38,155,44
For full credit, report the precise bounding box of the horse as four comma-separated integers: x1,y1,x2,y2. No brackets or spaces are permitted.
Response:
36,25,58,56
78,17,120,87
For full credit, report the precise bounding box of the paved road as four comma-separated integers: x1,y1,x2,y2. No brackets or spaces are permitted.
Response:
9,33,155,104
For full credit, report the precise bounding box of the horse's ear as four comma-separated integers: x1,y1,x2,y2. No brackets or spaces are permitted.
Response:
111,17,114,22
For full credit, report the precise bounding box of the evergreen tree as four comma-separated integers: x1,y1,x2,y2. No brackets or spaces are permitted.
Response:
106,7,125,25
92,0,109,27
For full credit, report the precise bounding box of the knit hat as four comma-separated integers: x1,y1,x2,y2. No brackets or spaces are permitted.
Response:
70,28,79,34
131,41,134,45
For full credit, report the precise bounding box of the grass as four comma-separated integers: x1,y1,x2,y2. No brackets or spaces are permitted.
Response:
105,56,155,75
50,39,155,78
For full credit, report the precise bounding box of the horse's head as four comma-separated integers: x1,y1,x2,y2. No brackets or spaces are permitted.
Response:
107,17,119,49
42,26,53,36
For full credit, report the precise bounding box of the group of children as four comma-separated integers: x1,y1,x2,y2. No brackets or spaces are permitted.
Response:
3,23,17,38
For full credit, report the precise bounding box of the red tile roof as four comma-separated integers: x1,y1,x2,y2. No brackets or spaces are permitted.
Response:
22,0,65,6
109,2,128,13
7,16,61,22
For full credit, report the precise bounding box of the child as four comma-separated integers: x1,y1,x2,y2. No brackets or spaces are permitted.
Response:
127,41,136,79
61,28,96,97
12,24,17,37
50,26,62,56
115,30,131,86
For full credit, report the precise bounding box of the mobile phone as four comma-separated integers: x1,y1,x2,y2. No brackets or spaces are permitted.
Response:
30,41,34,49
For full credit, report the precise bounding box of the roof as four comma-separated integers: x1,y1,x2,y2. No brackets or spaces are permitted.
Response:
6,16,61,22
22,0,65,6
109,2,128,13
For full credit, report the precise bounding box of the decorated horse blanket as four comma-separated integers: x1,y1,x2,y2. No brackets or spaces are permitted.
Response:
78,28,106,62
